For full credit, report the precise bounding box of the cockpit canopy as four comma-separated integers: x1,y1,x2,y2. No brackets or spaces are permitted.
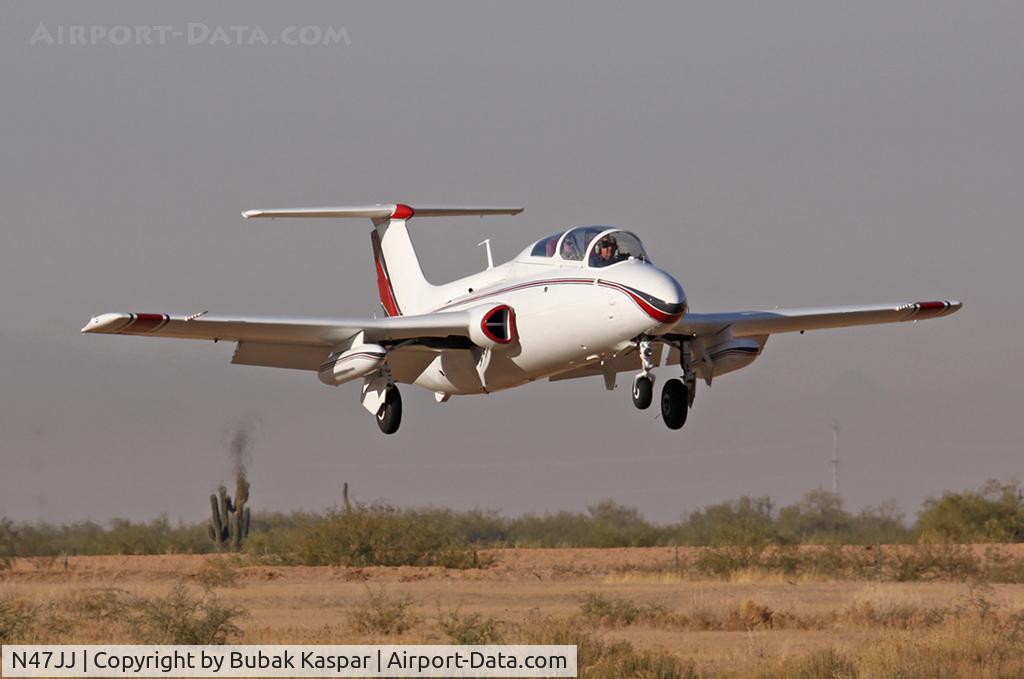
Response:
525,227,649,267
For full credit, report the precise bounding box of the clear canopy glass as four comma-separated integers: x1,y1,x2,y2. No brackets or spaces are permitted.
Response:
587,231,648,268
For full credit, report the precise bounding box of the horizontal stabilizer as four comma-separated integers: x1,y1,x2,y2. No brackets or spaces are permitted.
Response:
242,203,523,220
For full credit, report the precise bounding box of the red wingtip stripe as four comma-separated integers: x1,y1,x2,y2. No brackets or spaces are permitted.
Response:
391,203,414,220
917,301,947,310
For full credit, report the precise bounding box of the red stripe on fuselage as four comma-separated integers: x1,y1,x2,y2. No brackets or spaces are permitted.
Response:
436,278,683,325
596,280,683,324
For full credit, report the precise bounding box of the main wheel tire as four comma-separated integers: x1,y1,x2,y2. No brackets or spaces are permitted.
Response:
661,378,688,430
376,385,402,434
632,375,654,410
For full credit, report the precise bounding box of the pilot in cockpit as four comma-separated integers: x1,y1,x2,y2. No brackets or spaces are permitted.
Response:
561,237,580,259
593,235,621,267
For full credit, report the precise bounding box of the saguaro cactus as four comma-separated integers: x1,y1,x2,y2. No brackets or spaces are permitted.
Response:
208,477,251,551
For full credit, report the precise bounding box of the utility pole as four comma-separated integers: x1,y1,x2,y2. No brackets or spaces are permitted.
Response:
831,420,841,496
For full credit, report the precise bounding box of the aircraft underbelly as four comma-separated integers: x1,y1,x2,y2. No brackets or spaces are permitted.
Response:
404,282,644,394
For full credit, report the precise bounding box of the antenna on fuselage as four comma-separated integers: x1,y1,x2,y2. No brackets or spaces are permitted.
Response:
478,239,494,269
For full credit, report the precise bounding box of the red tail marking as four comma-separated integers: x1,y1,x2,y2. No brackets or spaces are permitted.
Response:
391,204,414,220
370,231,401,317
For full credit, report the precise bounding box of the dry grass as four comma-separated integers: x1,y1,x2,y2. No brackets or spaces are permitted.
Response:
4,549,1024,676
347,587,417,636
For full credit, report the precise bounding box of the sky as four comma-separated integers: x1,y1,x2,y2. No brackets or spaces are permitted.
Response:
1,1,1021,524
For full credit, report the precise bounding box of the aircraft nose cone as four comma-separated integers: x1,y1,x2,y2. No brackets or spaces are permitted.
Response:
654,269,686,309
610,265,686,326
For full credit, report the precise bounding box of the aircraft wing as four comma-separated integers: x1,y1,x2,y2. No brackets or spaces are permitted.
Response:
551,300,961,387
81,310,475,371
675,300,962,338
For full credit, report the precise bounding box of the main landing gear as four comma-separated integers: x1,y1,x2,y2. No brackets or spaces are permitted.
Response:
632,336,694,430
660,379,688,430
376,384,402,434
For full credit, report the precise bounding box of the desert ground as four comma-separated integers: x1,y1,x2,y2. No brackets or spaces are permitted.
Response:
6,547,1024,677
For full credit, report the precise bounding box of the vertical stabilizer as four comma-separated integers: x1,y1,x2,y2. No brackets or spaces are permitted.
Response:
370,213,434,316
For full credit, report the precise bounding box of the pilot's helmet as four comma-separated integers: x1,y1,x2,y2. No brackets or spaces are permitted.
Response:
597,235,617,255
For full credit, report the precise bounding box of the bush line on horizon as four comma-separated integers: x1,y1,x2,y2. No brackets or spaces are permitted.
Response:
4,480,1024,569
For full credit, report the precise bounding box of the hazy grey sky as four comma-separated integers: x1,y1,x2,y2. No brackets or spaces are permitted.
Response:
2,1,1021,524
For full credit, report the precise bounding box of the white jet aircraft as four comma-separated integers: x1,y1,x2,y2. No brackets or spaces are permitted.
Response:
82,204,961,434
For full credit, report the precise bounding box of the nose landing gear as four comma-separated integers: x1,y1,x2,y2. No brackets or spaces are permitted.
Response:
631,339,657,409
632,374,654,409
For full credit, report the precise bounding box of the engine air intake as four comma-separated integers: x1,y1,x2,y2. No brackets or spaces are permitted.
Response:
480,305,516,344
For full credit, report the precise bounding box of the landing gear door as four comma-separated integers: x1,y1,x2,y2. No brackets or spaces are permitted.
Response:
361,374,390,415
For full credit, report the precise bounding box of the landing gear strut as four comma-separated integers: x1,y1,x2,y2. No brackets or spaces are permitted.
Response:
631,338,657,410
376,384,402,434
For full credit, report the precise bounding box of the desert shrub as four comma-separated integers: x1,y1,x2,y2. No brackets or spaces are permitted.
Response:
0,518,17,570
585,501,663,547
777,489,855,544
686,542,997,582
439,509,509,545
0,597,35,643
677,600,776,631
732,599,775,630
348,588,417,636
855,622,1024,678
438,609,503,644
691,544,770,577
981,547,1024,583
130,582,244,644
890,543,980,582
763,648,857,679
789,544,876,579
676,496,779,548
842,600,948,630
917,479,1024,542
9,517,211,557
596,650,699,679
505,502,663,547
851,500,914,544
579,593,667,627
195,558,241,589
63,588,131,622
516,615,699,679
502,511,594,547
0,596,70,643
291,505,486,568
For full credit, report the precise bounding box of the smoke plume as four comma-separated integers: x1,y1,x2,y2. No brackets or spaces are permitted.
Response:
228,423,254,483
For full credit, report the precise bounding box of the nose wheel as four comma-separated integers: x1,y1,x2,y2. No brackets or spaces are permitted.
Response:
376,384,402,434
632,374,654,409
661,378,688,430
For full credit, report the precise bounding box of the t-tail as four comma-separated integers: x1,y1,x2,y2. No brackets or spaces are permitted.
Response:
242,203,523,315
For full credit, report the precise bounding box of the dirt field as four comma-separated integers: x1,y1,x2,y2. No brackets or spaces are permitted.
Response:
5,548,1024,677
